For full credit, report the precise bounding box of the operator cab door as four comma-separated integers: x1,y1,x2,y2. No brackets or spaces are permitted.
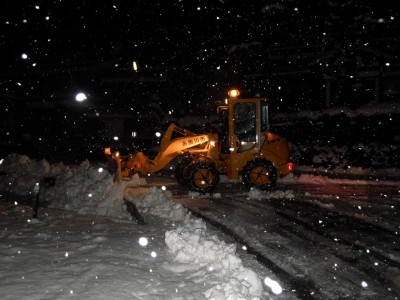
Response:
234,102,257,153
219,98,269,155
230,99,269,153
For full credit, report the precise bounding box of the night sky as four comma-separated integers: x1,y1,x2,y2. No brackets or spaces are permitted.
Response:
1,1,399,158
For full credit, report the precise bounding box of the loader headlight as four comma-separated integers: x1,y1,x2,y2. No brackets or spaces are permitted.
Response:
228,89,240,98
104,147,111,155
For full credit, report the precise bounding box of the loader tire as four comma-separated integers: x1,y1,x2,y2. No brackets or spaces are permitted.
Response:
107,157,118,174
242,159,277,190
188,161,219,193
174,154,194,186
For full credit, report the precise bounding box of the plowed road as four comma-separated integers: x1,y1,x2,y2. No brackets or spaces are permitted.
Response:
150,176,400,300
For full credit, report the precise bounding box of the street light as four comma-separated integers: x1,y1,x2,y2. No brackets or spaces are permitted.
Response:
75,92,87,102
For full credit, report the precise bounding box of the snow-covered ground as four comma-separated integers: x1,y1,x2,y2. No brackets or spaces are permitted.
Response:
0,154,270,300
1,151,399,299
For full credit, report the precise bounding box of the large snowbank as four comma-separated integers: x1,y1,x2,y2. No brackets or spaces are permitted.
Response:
166,218,263,299
0,153,264,299
0,153,67,195
274,102,400,120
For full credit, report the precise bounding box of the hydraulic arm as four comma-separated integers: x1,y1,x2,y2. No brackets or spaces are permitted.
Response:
105,123,214,177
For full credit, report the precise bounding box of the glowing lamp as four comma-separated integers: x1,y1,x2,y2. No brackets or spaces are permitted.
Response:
228,89,240,98
75,92,87,102
288,162,294,171
104,147,111,155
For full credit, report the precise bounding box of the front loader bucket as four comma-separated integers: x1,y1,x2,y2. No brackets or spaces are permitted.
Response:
124,152,150,174
109,151,151,180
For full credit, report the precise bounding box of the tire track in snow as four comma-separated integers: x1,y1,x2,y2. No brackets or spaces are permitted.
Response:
214,195,400,297
186,207,322,300
223,194,400,269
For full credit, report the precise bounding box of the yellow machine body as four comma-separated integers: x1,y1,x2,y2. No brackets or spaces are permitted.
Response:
105,94,293,192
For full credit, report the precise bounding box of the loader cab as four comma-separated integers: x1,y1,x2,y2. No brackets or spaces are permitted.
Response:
218,90,269,154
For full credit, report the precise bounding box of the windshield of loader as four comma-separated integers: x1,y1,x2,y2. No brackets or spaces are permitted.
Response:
234,102,256,152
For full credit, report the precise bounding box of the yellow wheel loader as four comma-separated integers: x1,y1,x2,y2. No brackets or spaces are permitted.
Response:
104,89,293,193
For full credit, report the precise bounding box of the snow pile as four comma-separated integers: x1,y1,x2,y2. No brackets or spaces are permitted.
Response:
42,161,148,219
1,154,265,299
0,153,149,220
131,187,188,221
274,102,400,120
0,153,67,195
165,218,263,299
293,142,399,172
188,190,222,199
248,187,295,200
130,188,265,299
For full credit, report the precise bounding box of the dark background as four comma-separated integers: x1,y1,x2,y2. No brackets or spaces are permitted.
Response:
1,0,399,162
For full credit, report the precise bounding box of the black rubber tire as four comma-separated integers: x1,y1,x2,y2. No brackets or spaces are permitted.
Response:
187,161,220,193
174,154,194,186
242,159,277,190
106,157,118,174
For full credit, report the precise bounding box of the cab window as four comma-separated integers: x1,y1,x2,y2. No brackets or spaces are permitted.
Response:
234,102,256,152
